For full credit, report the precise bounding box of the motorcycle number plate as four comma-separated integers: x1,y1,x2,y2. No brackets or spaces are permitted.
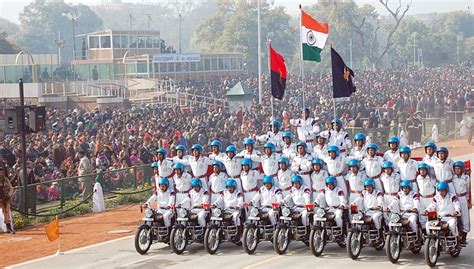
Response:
315,217,327,221
429,226,441,230
280,216,292,220
248,217,260,220
211,217,223,221
177,217,188,221
142,218,153,221
389,223,402,227
352,220,364,224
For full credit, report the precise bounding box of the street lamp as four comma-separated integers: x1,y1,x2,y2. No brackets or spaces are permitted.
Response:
54,31,65,64
63,11,79,60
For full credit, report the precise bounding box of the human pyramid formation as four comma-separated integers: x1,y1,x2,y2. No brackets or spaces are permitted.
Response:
141,110,471,260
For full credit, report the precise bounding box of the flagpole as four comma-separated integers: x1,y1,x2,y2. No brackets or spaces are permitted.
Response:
257,0,262,105
268,41,274,120
55,216,63,256
299,5,305,110
333,98,337,119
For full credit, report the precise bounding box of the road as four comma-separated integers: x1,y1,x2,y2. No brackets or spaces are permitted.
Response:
8,153,474,269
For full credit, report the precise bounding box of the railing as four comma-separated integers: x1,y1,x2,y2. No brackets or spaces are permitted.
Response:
154,91,229,109
12,164,153,215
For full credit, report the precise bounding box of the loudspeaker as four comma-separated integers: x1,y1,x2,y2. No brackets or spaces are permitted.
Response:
3,108,20,134
29,106,46,132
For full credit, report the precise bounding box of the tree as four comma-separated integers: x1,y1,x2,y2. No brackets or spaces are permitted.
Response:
193,0,296,73
0,32,18,54
15,0,102,62
0,18,20,36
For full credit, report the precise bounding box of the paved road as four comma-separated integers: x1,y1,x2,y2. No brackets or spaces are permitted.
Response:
9,153,474,269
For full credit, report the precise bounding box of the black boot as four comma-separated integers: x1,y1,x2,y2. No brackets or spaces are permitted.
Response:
6,223,15,234
461,232,468,246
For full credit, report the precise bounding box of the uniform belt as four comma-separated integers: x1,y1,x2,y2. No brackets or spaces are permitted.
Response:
306,139,314,143
313,188,325,193
198,174,207,179
276,150,282,154
370,174,380,179
177,190,190,194
252,168,260,171
457,192,467,197
244,186,259,193
211,190,223,195
420,193,435,198
300,171,311,175
350,190,362,194
283,186,292,191
340,149,347,153
388,192,398,196
266,173,278,178
231,175,240,178
330,172,343,177
437,179,453,184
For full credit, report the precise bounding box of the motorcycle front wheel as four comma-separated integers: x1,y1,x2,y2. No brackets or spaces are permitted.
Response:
134,226,152,255
243,227,259,254
424,237,439,267
386,234,401,264
309,228,325,257
347,231,362,260
273,227,290,255
204,227,220,255
170,227,187,254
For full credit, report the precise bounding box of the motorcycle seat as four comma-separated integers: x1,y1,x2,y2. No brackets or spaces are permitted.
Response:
155,214,164,222
223,212,234,221
189,213,198,222
401,219,410,226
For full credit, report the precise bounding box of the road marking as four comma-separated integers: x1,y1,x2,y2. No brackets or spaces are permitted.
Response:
7,235,134,269
242,246,306,269
121,255,159,267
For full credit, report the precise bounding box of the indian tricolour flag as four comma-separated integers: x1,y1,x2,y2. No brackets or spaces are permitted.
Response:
301,9,329,62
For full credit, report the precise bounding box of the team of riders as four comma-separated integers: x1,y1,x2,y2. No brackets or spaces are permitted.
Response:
139,110,471,264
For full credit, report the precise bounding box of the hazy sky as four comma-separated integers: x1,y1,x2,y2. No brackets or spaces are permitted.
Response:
0,0,472,23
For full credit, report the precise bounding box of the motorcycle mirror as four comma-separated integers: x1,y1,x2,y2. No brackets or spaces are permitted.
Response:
140,203,143,213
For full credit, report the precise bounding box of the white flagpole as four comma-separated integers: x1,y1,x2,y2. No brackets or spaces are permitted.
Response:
268,41,274,119
257,0,263,105
333,98,337,120
299,5,305,110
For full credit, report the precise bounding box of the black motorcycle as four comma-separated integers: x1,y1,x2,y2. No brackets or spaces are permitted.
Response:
170,204,210,254
204,206,242,254
424,211,463,267
385,210,423,263
346,205,385,260
134,205,172,254
273,204,312,255
310,206,346,257
242,203,280,254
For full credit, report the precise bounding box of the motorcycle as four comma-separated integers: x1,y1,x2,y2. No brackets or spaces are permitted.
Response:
346,204,385,260
273,204,313,255
134,205,173,255
204,206,242,254
310,206,346,257
242,202,280,254
385,210,423,263
170,203,210,254
424,211,463,267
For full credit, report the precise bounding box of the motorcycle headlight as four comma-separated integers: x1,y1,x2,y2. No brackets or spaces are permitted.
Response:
352,213,362,220
145,209,153,218
212,208,222,218
429,220,439,227
390,213,400,223
177,208,187,218
316,208,325,218
250,207,259,217
282,207,291,217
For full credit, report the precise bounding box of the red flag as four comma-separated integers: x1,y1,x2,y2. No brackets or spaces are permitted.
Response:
269,44,287,100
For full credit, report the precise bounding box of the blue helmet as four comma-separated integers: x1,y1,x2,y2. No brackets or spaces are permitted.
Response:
243,138,255,145
282,131,294,140
400,179,412,190
156,148,168,157
173,163,184,170
331,118,343,127
387,136,400,145
399,146,411,154
436,147,448,155
278,156,289,166
303,107,310,114
226,145,237,153
191,144,204,153
348,159,360,168
418,162,429,170
291,175,302,184
264,142,276,152
241,158,253,169
436,181,449,191
327,145,340,156
191,178,202,187
325,176,337,186
363,178,375,188
424,141,437,150
263,176,274,185
453,161,465,170
270,120,281,129
210,140,222,149
175,145,186,152
212,160,223,171
296,141,308,150
312,158,324,166
354,133,366,141
158,177,169,186
382,161,394,169
151,162,159,168
226,179,237,188
366,143,379,153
